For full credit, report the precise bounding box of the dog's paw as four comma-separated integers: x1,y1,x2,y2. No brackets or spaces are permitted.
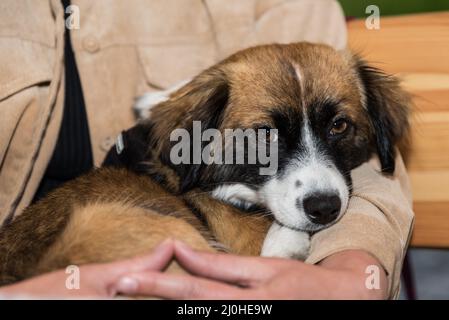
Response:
133,91,171,120
133,79,191,120
261,222,310,260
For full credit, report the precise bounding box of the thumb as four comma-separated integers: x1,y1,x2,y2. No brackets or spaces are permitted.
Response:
103,238,175,283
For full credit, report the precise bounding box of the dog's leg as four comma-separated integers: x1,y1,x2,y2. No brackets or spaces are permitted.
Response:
183,190,272,256
261,222,310,260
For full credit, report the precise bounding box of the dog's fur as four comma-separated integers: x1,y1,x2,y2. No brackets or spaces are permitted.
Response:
0,42,410,285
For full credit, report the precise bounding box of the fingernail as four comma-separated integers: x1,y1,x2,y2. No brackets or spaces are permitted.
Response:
116,276,139,294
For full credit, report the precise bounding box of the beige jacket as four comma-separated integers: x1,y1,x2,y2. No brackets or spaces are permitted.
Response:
0,0,412,298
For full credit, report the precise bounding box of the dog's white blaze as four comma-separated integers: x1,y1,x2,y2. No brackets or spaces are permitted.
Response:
293,63,306,110
302,117,317,160
260,105,349,259
293,63,303,87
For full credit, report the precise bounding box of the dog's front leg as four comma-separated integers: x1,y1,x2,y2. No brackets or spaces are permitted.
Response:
261,222,310,260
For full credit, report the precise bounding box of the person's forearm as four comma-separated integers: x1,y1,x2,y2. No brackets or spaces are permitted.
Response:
0,245,389,300
0,240,175,299
319,250,388,299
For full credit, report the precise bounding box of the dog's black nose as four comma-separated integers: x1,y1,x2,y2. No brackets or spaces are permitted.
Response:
301,193,341,225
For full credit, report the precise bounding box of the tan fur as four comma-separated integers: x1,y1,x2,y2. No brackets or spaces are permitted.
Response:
36,202,214,276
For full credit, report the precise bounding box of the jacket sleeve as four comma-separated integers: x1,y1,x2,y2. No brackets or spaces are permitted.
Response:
306,154,415,299
0,0,65,224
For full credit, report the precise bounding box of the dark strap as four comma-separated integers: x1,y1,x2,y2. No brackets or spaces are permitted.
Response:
102,123,151,171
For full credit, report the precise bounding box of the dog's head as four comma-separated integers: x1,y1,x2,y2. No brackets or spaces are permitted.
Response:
136,42,410,232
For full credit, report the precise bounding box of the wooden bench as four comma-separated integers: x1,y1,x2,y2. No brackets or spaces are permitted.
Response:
347,12,449,248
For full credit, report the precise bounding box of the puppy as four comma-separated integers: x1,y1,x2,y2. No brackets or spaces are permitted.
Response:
0,42,410,285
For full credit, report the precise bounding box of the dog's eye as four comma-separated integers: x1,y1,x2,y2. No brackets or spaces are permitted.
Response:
329,119,349,137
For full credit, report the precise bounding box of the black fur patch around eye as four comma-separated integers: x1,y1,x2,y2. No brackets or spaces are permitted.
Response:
268,108,304,177
308,99,341,125
270,108,303,152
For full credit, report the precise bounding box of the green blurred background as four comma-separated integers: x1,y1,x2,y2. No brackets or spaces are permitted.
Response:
338,0,449,17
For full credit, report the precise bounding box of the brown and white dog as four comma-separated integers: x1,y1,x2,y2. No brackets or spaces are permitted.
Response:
0,42,410,285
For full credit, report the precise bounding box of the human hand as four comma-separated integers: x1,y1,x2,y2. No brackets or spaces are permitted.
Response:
116,241,387,299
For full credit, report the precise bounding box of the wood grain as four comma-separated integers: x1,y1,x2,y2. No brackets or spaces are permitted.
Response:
348,12,449,247
412,202,449,248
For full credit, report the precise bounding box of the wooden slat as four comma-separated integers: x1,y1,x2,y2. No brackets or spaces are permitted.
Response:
411,90,449,112
400,73,449,92
408,112,449,171
348,13,449,74
348,13,449,248
412,202,449,248
409,171,449,202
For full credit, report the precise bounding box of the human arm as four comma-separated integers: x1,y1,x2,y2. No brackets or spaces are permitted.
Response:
0,240,174,299
114,241,387,299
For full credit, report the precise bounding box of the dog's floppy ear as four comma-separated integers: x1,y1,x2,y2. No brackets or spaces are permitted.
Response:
150,68,230,192
102,121,153,172
355,57,410,174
